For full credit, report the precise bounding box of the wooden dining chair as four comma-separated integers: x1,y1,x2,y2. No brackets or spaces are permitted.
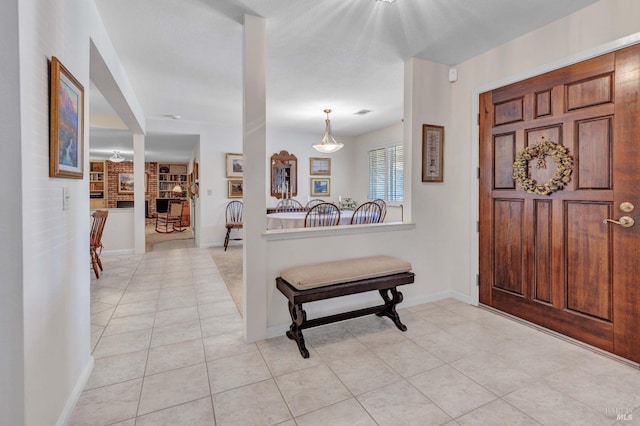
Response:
90,210,109,279
372,199,387,222
305,198,324,209
155,199,185,233
304,202,340,227
350,201,383,224
275,198,304,212
224,200,243,251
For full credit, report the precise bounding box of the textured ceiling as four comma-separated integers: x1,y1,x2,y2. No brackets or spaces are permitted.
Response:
90,0,598,158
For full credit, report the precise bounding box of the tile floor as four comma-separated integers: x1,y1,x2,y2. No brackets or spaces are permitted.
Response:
72,243,640,425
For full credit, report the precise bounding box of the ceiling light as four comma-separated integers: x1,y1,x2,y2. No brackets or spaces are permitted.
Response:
109,151,125,163
376,0,397,4
312,109,344,154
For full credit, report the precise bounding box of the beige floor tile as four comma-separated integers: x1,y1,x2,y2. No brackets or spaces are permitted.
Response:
296,398,376,426
372,339,444,378
156,295,198,311
213,379,291,426
456,399,540,426
93,329,152,359
146,338,205,376
396,311,444,338
112,299,158,319
119,289,160,304
85,350,148,390
257,335,324,377
150,319,202,348
200,313,243,338
544,365,640,412
358,380,451,426
203,333,258,361
138,363,211,416
275,364,352,417
408,365,497,418
135,396,215,426
208,350,272,394
412,330,478,363
68,378,142,426
504,382,611,426
451,351,535,396
324,350,402,395
91,307,116,327
198,300,238,320
154,305,199,327
103,313,155,336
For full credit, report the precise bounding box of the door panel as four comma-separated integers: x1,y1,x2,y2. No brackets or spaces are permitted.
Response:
479,45,640,363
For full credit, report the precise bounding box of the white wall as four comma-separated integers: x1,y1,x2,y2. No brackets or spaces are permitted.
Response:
1,1,24,424
18,0,94,424
399,0,640,306
259,0,640,338
266,128,356,208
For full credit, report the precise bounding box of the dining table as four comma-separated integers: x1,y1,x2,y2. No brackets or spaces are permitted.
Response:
266,210,355,230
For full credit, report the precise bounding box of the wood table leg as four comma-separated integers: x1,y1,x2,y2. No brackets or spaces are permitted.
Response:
285,301,310,358
376,287,407,331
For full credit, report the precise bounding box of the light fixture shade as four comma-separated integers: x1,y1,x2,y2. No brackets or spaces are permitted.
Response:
172,184,183,193
109,151,125,163
312,109,344,153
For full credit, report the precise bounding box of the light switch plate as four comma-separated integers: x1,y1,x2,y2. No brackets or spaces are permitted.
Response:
448,67,458,82
63,187,70,211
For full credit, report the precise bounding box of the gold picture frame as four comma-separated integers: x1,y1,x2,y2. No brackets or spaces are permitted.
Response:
49,56,84,179
309,157,331,176
310,178,330,197
226,153,243,178
118,173,134,194
227,179,243,198
422,124,445,182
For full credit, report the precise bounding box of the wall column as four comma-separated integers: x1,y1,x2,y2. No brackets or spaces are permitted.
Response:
133,133,146,254
242,14,267,342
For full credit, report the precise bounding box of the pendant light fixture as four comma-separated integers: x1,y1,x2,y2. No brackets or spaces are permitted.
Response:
109,151,125,163
312,109,344,154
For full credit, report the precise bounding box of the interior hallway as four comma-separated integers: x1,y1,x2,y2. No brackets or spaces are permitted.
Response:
74,244,640,425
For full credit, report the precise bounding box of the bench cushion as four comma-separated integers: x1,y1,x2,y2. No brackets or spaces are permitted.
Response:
280,255,412,290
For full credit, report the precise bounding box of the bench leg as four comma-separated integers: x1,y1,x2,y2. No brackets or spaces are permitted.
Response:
376,287,407,331
286,301,310,358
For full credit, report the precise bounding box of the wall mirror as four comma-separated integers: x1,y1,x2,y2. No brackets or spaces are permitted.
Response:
271,150,297,199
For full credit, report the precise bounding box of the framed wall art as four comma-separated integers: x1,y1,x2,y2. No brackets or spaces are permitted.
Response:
310,178,330,197
118,173,134,194
309,157,331,176
227,179,243,198
422,124,445,182
226,153,243,178
49,56,84,178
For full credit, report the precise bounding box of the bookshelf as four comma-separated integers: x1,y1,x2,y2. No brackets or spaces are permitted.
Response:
89,160,107,208
157,163,188,199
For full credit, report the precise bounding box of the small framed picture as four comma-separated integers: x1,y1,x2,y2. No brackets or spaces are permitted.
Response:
226,153,243,178
309,157,331,176
49,56,84,179
227,179,243,198
310,178,330,197
422,124,445,182
118,173,134,194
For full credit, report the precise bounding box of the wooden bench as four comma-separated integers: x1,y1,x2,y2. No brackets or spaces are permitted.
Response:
276,255,414,358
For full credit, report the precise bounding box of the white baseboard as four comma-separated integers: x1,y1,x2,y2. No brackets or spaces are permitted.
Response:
55,355,94,426
102,249,135,256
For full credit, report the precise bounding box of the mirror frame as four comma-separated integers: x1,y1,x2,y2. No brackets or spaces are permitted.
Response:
270,150,297,199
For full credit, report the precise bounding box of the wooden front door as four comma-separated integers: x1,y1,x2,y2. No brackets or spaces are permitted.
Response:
479,44,640,363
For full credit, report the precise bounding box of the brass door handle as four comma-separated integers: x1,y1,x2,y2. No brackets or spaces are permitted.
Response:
603,216,635,228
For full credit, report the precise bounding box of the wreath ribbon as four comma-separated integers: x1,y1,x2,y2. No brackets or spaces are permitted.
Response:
512,138,573,195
